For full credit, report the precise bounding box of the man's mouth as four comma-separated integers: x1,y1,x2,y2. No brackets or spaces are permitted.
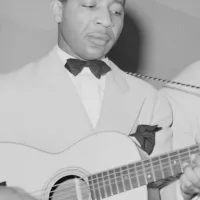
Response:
86,33,110,47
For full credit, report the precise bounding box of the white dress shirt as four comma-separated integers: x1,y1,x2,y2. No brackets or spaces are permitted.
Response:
55,45,110,128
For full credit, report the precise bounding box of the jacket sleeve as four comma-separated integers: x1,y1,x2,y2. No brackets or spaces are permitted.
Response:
160,87,200,200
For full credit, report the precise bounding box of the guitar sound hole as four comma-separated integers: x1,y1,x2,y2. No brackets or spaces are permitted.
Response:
49,175,90,200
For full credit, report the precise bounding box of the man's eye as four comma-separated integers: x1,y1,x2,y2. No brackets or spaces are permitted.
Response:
111,10,122,16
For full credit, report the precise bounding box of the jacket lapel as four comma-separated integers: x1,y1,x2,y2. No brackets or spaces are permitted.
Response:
95,60,146,135
39,49,146,143
38,48,94,144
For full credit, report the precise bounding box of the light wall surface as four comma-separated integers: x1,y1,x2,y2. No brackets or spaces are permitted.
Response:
0,0,57,72
0,0,200,88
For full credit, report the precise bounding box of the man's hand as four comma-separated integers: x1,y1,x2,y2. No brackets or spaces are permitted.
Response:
179,136,200,200
0,187,37,200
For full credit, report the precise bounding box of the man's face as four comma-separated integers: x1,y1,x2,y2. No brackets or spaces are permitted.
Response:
53,0,125,60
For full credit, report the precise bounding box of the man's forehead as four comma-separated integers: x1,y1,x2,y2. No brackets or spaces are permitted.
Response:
88,0,125,6
112,0,126,6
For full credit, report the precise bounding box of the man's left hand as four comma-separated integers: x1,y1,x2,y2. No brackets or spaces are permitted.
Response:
179,136,200,200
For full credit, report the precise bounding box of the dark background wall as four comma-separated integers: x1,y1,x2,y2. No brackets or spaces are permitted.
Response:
108,13,143,74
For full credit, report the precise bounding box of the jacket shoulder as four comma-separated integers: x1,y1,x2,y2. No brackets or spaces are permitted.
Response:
0,50,54,87
107,59,157,94
123,71,157,93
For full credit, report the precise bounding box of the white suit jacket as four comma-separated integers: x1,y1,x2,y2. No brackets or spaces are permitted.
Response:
161,60,200,200
0,47,174,199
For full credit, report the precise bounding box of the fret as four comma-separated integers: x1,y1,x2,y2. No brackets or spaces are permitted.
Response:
151,156,164,181
108,170,118,195
92,174,101,200
114,168,124,193
88,176,96,200
128,163,139,188
179,148,190,165
102,171,112,197
121,165,131,191
169,151,182,176
136,161,147,186
160,154,173,178
143,159,155,183
88,175,101,200
87,144,200,199
97,173,106,199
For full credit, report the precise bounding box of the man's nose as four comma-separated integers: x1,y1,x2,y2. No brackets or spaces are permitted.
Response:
94,9,114,28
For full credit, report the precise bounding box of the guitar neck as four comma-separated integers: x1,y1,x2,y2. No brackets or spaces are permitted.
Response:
88,144,200,199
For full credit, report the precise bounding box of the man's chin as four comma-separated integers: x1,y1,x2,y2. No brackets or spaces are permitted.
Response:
82,47,108,60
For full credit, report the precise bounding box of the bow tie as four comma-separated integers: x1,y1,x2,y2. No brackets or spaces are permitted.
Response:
65,58,111,79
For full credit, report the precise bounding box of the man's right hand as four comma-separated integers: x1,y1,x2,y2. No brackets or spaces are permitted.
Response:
0,187,37,200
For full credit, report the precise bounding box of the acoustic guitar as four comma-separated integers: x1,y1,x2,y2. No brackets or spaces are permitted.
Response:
0,131,197,200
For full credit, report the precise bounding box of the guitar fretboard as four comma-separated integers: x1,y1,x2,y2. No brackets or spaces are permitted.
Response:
88,144,200,200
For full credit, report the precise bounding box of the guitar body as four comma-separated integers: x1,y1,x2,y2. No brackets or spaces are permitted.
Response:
0,131,147,200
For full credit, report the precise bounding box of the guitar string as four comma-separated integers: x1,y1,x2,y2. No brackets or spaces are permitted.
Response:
33,161,192,200
29,148,198,199
33,165,184,200
32,147,198,197
30,157,182,197
29,143,199,197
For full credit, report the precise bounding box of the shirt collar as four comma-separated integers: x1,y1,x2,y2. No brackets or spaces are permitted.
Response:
55,45,74,64
53,45,128,92
55,44,110,67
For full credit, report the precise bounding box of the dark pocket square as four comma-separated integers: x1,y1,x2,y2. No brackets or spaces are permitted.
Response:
130,125,162,155
0,181,6,186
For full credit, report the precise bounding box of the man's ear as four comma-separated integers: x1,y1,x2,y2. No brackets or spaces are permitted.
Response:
50,0,63,23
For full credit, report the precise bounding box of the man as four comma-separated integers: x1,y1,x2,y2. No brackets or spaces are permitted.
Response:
161,60,200,200
0,0,197,199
